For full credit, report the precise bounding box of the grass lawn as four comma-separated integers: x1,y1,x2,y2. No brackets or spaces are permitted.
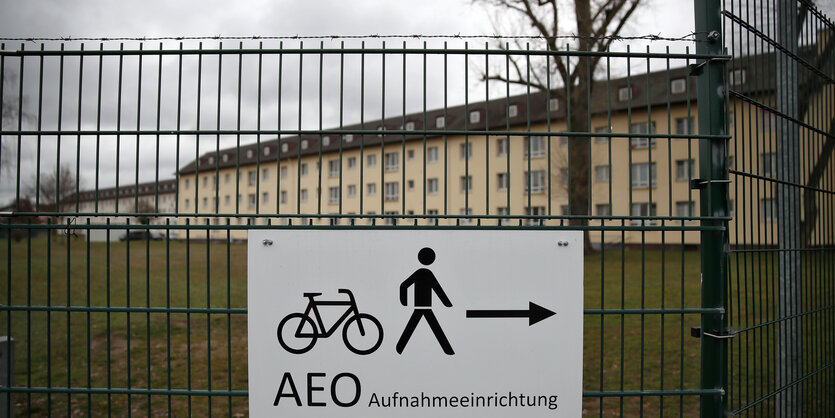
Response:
1,233,711,416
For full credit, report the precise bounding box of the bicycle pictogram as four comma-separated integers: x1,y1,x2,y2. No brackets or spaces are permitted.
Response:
277,289,384,355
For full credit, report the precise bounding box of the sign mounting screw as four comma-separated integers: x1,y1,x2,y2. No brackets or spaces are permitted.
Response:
262,239,274,247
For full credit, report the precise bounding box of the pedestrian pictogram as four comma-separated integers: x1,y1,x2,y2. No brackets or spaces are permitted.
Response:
395,247,455,355
276,289,384,355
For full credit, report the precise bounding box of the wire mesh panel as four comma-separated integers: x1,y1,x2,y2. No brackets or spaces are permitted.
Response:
722,0,835,416
0,17,812,414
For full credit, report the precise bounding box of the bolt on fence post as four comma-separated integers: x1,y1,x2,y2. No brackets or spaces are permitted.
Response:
0,336,13,418
694,0,730,416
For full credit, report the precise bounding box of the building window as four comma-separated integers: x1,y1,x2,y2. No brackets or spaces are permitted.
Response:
729,69,746,85
407,149,415,160
469,111,480,124
385,152,399,172
184,199,190,209
247,149,254,159
631,162,658,188
262,168,269,181
524,136,546,158
559,168,568,185
262,192,269,204
460,143,472,160
496,138,508,157
407,180,415,191
301,140,308,150
427,178,439,194
630,202,658,225
760,109,776,131
224,195,230,206
760,199,777,222
222,154,229,162
329,160,340,177
344,134,354,143
676,159,695,181
376,125,386,138
248,171,257,186
385,182,399,201
264,146,271,156
184,179,190,189
595,165,610,182
280,190,287,204
595,204,611,216
281,143,289,153
347,156,357,169
300,163,308,177
281,166,288,179
496,173,508,191
549,98,559,112
367,183,377,196
629,122,657,149
508,104,518,118
248,194,256,209
347,185,356,197
594,127,609,144
427,147,439,163
367,154,377,167
460,208,473,225
675,117,694,135
526,171,546,194
560,205,570,216
671,78,686,94
618,86,632,101
329,187,339,204
497,207,510,225
224,173,231,184
203,176,209,188
436,115,445,128
460,176,472,193
525,206,546,226
405,121,415,131
761,153,776,176
300,189,308,202
676,201,695,217
427,209,439,215
322,136,331,147
559,136,569,147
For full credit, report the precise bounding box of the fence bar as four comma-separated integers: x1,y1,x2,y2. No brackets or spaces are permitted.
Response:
695,0,730,416
0,337,13,418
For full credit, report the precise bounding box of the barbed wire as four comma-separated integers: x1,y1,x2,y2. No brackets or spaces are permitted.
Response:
0,32,709,44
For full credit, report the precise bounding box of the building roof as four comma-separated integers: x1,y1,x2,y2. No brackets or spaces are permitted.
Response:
179,40,817,176
68,179,177,203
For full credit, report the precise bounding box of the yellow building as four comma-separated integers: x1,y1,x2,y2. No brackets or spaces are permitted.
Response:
175,61,829,246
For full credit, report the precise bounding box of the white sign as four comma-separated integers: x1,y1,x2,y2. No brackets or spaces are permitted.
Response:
248,230,583,417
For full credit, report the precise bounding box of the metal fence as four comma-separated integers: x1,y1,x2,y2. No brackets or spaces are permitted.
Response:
0,1,832,416
723,0,835,416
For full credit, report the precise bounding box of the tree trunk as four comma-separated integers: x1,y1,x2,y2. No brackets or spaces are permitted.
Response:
569,0,594,253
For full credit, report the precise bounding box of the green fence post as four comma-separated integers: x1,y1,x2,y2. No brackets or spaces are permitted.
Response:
694,0,730,416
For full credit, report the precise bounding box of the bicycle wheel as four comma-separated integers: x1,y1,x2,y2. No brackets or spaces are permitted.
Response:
342,313,383,355
277,313,317,354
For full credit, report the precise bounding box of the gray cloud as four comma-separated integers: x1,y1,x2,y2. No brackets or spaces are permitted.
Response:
1,0,712,204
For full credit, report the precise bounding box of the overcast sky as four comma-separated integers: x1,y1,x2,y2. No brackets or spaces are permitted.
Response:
0,0,706,205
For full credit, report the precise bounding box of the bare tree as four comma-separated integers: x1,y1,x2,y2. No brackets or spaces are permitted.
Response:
29,164,78,210
475,0,642,251
135,200,158,225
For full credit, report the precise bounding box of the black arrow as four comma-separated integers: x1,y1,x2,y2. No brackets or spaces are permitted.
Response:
466,302,556,326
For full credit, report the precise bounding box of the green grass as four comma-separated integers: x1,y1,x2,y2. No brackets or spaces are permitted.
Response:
6,233,828,416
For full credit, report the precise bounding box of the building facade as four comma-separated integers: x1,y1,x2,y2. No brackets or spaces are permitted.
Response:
175,59,831,246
